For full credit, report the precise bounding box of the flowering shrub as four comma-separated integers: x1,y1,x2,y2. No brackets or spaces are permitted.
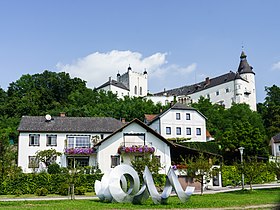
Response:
172,164,187,170
65,148,95,155
118,145,155,154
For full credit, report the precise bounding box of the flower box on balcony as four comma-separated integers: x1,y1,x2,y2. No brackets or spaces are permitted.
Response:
65,148,96,155
117,145,155,154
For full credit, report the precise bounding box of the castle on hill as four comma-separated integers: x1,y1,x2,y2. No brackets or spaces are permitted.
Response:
96,51,256,111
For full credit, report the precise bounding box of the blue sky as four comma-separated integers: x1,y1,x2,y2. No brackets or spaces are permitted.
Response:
0,1,279,103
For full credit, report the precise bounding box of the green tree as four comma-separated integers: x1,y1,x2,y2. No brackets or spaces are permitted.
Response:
182,153,217,195
36,149,62,168
258,85,280,138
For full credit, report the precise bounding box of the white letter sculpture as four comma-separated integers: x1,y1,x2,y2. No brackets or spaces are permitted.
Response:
94,164,195,204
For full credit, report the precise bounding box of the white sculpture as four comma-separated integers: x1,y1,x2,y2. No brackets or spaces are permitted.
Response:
94,164,195,204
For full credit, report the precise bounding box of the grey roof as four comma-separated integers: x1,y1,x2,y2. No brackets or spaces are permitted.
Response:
154,71,243,97
272,133,280,143
17,116,124,133
147,102,206,125
95,79,129,91
237,51,255,75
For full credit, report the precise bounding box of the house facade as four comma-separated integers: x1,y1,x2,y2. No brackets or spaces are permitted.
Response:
96,66,148,98
270,133,280,161
147,51,257,111
95,118,173,174
17,115,124,173
147,103,208,142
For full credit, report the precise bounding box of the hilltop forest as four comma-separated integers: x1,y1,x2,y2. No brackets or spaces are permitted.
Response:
0,70,280,168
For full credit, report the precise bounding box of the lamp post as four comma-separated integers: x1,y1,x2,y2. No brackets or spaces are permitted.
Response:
238,147,245,190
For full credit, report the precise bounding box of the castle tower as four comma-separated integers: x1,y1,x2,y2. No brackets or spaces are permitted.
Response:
117,66,148,97
234,51,256,111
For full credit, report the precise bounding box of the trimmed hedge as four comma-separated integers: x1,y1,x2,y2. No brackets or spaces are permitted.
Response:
0,172,103,195
222,164,276,187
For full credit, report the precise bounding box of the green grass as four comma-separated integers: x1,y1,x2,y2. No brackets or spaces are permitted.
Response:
0,188,279,209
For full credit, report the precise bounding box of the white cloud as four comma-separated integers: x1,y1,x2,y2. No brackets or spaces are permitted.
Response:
272,61,280,70
56,50,197,92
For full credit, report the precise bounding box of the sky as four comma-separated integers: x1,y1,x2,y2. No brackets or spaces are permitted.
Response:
0,1,279,103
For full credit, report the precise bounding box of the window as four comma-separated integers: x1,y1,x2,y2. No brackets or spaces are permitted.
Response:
67,135,90,148
46,135,57,146
226,88,230,93
278,145,280,152
186,127,191,135
176,113,181,120
166,127,171,135
29,134,40,146
140,87,142,95
100,134,104,140
134,86,137,95
176,127,181,135
67,157,89,168
28,156,39,168
216,91,219,96
196,128,201,136
186,113,190,120
111,155,120,168
207,94,210,99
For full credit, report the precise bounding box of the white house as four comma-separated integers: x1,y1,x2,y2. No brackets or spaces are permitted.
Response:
270,133,280,161
17,115,124,173
94,118,173,174
96,66,148,98
146,103,208,142
147,51,257,111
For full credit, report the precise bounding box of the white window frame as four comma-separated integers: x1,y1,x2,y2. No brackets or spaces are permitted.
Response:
196,128,202,136
46,134,57,146
186,127,191,135
176,113,181,120
176,127,181,135
166,127,171,135
29,134,40,146
111,155,120,168
67,135,90,148
186,113,190,120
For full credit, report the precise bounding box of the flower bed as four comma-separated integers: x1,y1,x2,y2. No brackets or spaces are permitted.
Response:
65,148,95,155
118,145,155,154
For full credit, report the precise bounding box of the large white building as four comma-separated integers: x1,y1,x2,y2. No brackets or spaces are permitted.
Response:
147,51,257,111
96,66,148,98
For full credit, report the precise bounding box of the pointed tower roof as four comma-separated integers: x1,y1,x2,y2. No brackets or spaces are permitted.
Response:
237,51,255,75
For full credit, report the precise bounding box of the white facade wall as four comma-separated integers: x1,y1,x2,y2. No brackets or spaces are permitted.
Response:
118,70,148,97
18,132,109,173
149,109,206,142
97,123,171,174
101,85,129,98
190,81,235,108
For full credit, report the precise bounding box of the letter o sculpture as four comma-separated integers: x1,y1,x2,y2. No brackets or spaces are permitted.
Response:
108,164,140,203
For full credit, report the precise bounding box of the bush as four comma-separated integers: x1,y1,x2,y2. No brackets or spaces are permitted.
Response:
35,187,48,196
48,163,61,174
58,183,69,196
75,186,86,195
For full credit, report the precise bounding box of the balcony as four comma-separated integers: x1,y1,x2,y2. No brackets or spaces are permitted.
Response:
118,142,155,154
64,147,96,156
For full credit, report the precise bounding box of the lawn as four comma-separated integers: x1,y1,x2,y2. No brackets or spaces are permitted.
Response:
0,188,279,209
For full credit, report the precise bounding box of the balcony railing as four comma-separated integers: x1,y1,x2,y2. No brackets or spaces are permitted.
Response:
118,144,155,154
64,147,96,155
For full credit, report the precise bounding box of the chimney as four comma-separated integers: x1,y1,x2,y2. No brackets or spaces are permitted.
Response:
121,118,126,123
205,77,210,85
60,112,66,117
109,76,112,84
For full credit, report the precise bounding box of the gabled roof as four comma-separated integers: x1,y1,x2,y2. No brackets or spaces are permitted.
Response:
95,118,175,147
147,102,207,125
96,79,129,91
272,133,280,143
17,116,124,133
